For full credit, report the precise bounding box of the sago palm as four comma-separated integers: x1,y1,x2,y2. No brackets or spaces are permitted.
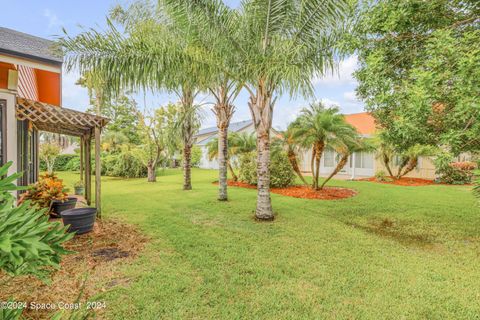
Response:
274,126,309,186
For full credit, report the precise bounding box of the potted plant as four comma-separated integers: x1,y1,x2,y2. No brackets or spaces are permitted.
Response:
61,207,97,235
19,173,76,217
74,180,85,195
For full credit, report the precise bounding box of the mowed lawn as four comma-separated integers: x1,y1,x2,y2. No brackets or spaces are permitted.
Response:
59,169,480,319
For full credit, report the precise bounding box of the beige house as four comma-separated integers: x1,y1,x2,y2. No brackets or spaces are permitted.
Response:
298,112,437,180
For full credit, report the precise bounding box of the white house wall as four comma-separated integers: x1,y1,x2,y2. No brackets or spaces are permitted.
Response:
0,90,18,177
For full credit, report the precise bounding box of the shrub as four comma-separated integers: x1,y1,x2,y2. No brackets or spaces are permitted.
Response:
238,151,295,188
374,170,391,182
64,156,81,171
105,151,147,178
474,170,480,200
39,143,60,174
435,154,476,185
40,154,79,172
19,173,68,210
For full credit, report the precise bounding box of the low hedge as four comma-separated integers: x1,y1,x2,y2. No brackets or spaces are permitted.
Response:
238,151,295,188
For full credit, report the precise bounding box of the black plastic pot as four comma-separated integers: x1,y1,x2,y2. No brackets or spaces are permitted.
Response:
51,197,78,217
61,207,97,235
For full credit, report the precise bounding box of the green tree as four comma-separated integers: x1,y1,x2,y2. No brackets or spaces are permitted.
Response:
92,95,142,145
353,0,480,155
168,0,352,219
291,102,358,190
61,1,205,191
39,143,60,174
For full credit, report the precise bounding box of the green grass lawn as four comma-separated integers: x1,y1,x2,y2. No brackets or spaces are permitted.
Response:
59,169,480,319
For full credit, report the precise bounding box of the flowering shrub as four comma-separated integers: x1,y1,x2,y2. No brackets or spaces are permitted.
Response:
19,173,68,210
435,154,476,185
450,161,477,171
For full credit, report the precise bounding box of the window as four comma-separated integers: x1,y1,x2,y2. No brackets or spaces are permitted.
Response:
355,152,374,169
324,149,335,167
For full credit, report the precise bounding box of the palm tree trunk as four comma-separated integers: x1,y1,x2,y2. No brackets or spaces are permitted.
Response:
396,158,409,179
310,147,316,189
288,150,308,186
248,87,274,221
314,142,325,190
227,159,238,182
217,123,228,201
398,157,418,178
382,154,395,178
183,144,192,190
319,153,348,190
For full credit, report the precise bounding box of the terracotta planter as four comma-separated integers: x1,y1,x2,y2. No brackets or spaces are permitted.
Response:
61,207,97,235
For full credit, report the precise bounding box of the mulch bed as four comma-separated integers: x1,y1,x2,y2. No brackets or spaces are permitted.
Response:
0,219,148,319
215,180,357,200
359,177,438,186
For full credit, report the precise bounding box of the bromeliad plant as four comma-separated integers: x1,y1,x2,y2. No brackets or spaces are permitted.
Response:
19,173,68,210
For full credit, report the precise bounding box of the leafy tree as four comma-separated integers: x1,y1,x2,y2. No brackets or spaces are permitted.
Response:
291,102,358,190
136,107,174,182
353,0,480,155
39,143,61,174
89,95,142,145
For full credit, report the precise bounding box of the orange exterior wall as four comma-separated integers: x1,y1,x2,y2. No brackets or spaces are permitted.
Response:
35,69,61,106
0,62,15,89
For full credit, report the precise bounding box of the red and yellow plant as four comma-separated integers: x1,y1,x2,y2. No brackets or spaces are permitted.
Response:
19,173,68,210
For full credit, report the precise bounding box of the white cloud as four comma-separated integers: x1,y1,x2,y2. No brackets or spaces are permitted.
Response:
43,9,63,30
313,55,358,86
343,91,358,103
61,69,90,111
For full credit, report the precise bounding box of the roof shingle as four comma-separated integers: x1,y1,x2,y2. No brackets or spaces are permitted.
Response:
0,27,63,64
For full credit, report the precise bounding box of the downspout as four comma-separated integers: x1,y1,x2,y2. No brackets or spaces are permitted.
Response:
350,152,356,180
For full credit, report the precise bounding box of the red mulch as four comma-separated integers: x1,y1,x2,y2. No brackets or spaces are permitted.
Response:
215,180,357,200
360,177,437,186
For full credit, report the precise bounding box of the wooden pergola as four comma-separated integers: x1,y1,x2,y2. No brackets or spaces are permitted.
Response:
16,97,109,216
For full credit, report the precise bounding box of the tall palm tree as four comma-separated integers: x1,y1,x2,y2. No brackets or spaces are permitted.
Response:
60,2,205,190
151,1,242,200
168,0,351,219
292,103,357,190
206,131,257,182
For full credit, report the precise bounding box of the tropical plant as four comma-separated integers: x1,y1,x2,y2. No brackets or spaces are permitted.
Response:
394,144,438,179
374,170,391,182
61,1,205,191
39,143,61,174
157,0,351,219
0,162,73,319
19,174,68,210
435,153,476,185
319,136,373,190
206,135,238,182
291,103,358,190
273,127,309,186
238,151,295,188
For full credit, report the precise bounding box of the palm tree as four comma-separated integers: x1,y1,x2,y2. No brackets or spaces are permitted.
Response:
168,0,351,219
292,103,357,190
318,137,374,189
206,131,257,182
273,127,309,186
60,2,205,190
206,135,238,182
395,145,438,179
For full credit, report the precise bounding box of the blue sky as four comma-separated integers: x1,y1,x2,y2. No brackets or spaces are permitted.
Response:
1,0,364,130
